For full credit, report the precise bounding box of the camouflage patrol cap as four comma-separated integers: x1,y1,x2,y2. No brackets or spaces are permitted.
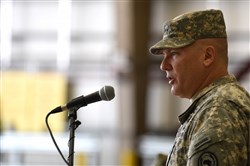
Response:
150,9,227,55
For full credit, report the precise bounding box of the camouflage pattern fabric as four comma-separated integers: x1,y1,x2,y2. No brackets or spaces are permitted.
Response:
150,9,227,55
166,75,250,166
152,153,168,166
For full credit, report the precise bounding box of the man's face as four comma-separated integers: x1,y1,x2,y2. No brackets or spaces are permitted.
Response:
160,42,206,99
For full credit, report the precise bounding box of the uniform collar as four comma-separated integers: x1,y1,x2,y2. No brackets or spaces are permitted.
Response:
178,75,236,124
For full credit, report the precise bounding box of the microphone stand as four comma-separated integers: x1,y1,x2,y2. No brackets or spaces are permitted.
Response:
67,108,81,166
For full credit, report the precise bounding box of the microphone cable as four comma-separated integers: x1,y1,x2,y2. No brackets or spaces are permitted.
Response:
45,111,70,166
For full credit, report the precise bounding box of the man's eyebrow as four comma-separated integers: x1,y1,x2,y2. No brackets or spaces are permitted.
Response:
169,48,180,52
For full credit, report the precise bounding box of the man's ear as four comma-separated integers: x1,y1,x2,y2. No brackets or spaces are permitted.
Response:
203,46,215,67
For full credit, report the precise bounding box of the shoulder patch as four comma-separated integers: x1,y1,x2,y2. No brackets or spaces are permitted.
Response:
198,152,218,166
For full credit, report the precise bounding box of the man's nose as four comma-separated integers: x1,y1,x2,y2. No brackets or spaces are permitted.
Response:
160,56,172,71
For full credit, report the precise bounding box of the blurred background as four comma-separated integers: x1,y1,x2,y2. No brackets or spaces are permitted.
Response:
0,0,249,165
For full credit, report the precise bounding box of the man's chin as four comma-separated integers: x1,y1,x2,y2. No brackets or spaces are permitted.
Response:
170,87,178,96
171,87,188,98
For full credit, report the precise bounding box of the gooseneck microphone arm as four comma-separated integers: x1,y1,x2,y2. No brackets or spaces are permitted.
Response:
68,107,80,166
67,85,115,166
46,85,115,166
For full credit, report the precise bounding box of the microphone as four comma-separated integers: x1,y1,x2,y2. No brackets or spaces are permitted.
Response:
51,85,115,113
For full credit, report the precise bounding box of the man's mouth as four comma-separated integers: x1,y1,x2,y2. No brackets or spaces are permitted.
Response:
167,76,175,85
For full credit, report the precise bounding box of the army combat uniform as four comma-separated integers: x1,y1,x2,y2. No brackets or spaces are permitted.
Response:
149,9,250,166
166,75,250,166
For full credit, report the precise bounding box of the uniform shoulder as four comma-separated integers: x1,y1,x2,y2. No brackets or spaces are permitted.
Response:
204,81,250,110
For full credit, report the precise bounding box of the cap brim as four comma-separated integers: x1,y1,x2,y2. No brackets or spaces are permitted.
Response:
149,38,195,55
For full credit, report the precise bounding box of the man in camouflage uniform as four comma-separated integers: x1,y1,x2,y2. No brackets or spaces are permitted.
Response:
149,9,250,166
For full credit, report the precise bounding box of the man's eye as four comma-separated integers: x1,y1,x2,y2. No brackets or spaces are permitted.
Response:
170,52,178,56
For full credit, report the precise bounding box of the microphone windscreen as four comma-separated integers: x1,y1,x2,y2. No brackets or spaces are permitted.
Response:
99,86,115,101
